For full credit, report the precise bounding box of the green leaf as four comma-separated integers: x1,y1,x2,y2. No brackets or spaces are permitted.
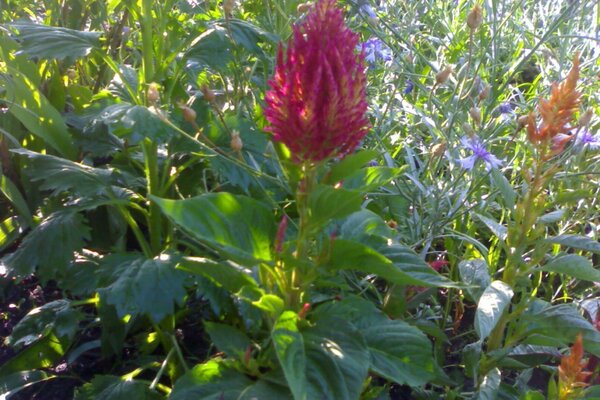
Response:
225,19,277,55
474,368,501,400
339,209,394,241
538,254,600,282
7,300,83,349
538,209,566,224
96,103,174,144
325,150,379,184
0,370,55,399
302,317,370,400
342,166,402,191
204,322,251,358
312,297,437,386
474,213,507,241
98,253,187,323
546,234,600,253
152,193,275,264
9,22,101,60
329,239,461,288
0,333,67,376
0,174,32,225
3,210,90,281
169,359,253,400
475,281,514,340
458,259,491,302
177,257,258,293
308,185,363,228
490,169,516,209
252,294,284,317
185,27,234,72
1,68,77,159
74,375,163,400
521,300,600,357
272,311,306,400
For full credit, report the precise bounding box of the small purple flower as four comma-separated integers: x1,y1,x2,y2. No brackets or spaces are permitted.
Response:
498,102,513,114
459,136,503,171
404,80,414,94
575,129,600,150
361,38,393,64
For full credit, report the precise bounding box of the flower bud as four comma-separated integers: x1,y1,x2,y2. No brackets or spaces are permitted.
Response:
180,105,197,124
517,115,529,130
201,85,216,104
462,122,475,136
431,141,446,157
436,66,453,85
470,106,481,126
223,0,235,15
230,129,243,152
147,83,160,104
478,84,490,101
467,4,483,30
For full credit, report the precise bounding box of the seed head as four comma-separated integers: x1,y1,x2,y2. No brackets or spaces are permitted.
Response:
467,4,484,30
436,66,453,85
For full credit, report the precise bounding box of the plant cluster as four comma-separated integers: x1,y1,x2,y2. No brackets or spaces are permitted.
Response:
1,0,600,399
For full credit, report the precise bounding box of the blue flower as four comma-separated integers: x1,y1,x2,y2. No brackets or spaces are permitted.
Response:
361,38,393,64
459,136,503,171
575,129,600,150
404,80,414,94
498,102,513,114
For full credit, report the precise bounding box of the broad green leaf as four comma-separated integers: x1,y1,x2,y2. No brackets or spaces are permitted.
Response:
302,317,370,400
169,359,253,400
225,19,277,55
312,297,437,386
458,259,491,302
185,27,234,72
339,209,394,241
546,234,600,253
177,257,257,293
325,150,379,184
462,341,482,379
98,253,187,323
475,281,514,340
474,213,507,241
95,103,174,144
204,322,251,358
342,166,402,191
539,254,600,282
329,239,461,288
474,368,501,400
490,169,516,209
252,294,284,317
538,209,566,224
272,311,306,400
9,22,101,60
520,300,600,357
74,375,163,400
152,193,275,264
0,216,21,252
0,370,55,399
1,67,77,159
308,185,363,228
0,333,67,376
6,300,83,349
3,210,90,281
0,174,32,225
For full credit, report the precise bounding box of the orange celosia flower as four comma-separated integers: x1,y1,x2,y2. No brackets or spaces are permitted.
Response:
558,333,592,399
527,54,581,150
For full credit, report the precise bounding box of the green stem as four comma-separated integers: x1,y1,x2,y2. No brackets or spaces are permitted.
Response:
141,0,154,83
143,138,162,255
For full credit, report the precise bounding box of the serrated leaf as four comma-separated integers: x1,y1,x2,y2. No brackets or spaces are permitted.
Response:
204,322,251,358
458,259,491,302
329,239,461,288
7,300,83,349
177,257,257,293
97,103,174,144
169,359,253,400
339,209,394,241
546,234,600,253
272,311,307,400
474,213,507,241
152,193,275,265
539,254,600,282
475,281,514,340
308,185,363,228
185,26,233,72
98,253,187,323
3,210,90,280
9,22,101,60
302,317,370,400
75,375,163,400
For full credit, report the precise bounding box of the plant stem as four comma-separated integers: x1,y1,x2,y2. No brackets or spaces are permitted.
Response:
141,0,154,83
143,138,162,255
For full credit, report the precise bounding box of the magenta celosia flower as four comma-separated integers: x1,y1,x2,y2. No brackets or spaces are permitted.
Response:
264,0,369,164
